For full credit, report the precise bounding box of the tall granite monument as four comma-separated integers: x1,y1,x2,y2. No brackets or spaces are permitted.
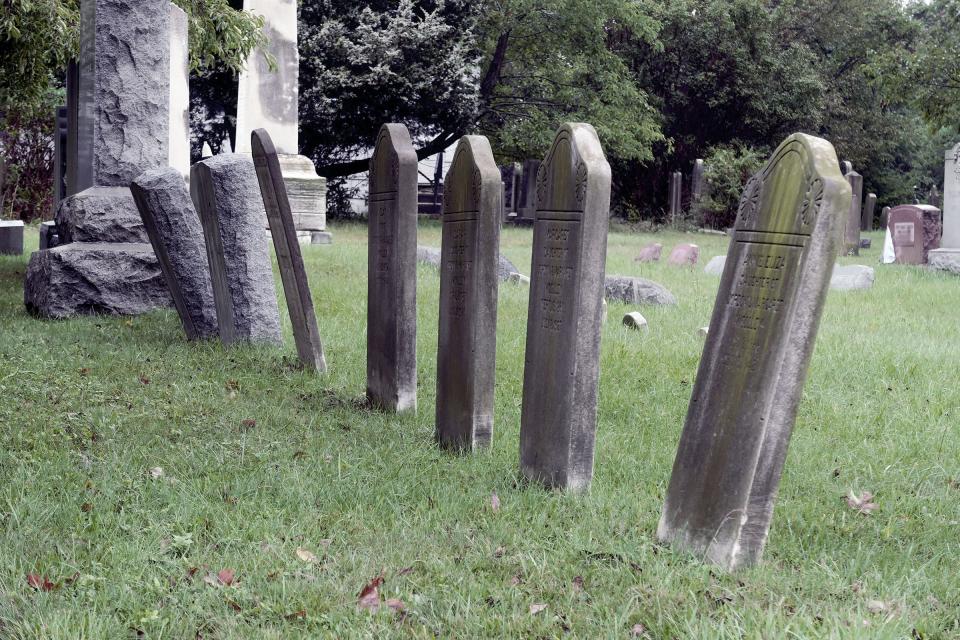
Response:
435,136,502,451
929,143,960,273
844,169,862,255
25,0,174,318
367,124,418,413
235,0,327,236
519,123,611,492
658,134,850,570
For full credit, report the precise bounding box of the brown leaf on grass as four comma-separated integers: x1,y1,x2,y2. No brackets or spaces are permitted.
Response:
397,566,414,576
358,573,384,611
138,374,150,385
846,491,878,515
285,609,307,621
509,573,522,586
386,598,405,613
79,368,90,376
529,603,547,615
572,575,584,591
490,491,501,512
225,380,240,391
26,573,57,591
296,547,318,564
217,569,236,586
240,419,257,430
80,502,93,513
631,623,649,636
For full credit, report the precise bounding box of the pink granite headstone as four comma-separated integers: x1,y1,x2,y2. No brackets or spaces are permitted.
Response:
634,242,663,263
667,243,699,266
888,205,942,264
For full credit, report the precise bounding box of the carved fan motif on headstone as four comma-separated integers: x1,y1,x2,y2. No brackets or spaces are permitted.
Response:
574,161,589,206
799,169,824,228
736,175,762,226
535,164,548,205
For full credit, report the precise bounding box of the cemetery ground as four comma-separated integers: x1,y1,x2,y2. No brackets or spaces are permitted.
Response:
1,223,958,639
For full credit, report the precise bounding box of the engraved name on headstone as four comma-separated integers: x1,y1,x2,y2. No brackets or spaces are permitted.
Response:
367,124,418,413
658,133,850,570
519,123,611,492
252,128,327,372
435,136,502,451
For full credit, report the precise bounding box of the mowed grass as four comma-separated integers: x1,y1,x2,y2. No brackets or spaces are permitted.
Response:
0,221,958,639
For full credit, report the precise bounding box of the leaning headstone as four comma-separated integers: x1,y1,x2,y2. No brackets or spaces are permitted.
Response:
658,133,850,570
0,221,25,255
667,243,700,266
236,0,327,234
27,0,173,319
634,242,663,263
367,124,418,412
191,153,282,345
131,167,218,341
887,204,941,264
435,136,502,450
520,123,611,491
862,193,877,231
844,170,862,256
929,143,960,272
251,128,327,371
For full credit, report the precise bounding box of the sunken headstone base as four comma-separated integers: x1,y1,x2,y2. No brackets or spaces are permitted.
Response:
24,243,170,318
929,248,960,275
55,186,148,244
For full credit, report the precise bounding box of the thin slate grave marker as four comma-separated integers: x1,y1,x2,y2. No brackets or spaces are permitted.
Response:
367,124,418,413
519,123,611,492
658,133,850,571
435,136,502,451
251,128,327,372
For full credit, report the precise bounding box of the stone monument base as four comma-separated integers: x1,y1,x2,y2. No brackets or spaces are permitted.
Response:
55,186,147,244
24,243,170,318
929,248,960,275
276,154,327,232
0,221,25,255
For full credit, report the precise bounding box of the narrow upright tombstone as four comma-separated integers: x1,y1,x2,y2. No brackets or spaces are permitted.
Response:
929,143,960,272
518,159,541,221
691,159,705,204
435,136,502,451
367,124,418,413
65,60,79,197
840,160,853,175
191,154,282,345
669,171,682,223
131,167,218,341
844,170,863,255
862,193,877,231
251,128,327,372
658,133,850,570
520,123,611,492
52,106,68,215
880,205,890,230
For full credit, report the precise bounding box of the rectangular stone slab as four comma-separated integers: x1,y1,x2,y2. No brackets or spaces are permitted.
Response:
251,128,327,372
367,124,418,412
191,154,282,346
131,167,218,341
0,221,24,255
435,135,502,451
657,133,850,571
519,123,611,492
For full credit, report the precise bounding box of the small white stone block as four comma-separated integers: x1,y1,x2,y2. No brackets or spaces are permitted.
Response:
508,272,530,285
698,326,709,338
622,311,648,331
311,231,333,245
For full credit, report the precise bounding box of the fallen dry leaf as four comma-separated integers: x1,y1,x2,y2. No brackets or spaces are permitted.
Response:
386,598,405,613
358,574,384,611
631,622,648,636
397,566,414,576
529,603,548,615
80,502,93,513
26,574,57,592
285,609,307,621
79,368,90,376
846,491,878,515
490,491,501,512
138,374,150,385
572,575,584,591
240,418,257,430
296,547,318,564
218,569,236,586
509,573,522,586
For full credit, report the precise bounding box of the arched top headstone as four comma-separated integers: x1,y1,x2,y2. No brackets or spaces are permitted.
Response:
534,123,610,216
443,136,500,214
370,124,418,196
735,133,849,238
841,160,853,175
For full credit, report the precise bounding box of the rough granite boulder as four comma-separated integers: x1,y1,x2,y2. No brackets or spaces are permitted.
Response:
24,243,170,318
604,275,677,306
55,186,148,243
830,264,875,291
191,153,282,345
131,167,218,340
417,245,520,282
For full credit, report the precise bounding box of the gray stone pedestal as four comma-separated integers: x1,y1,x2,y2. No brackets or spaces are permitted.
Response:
277,154,327,232
0,221,24,255
929,248,960,274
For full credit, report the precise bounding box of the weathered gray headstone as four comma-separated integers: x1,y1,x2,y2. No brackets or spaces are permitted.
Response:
929,143,960,272
622,311,648,331
862,192,876,231
251,128,327,372
520,123,611,492
53,106,68,215
236,0,327,233
24,243,170,317
191,153,282,345
500,163,522,217
131,167,218,341
658,133,850,570
435,136,502,450
691,159,705,204
0,221,25,255
518,159,541,221
830,264,874,291
634,242,663,263
844,170,862,256
367,124,418,413
880,205,890,230
669,171,683,223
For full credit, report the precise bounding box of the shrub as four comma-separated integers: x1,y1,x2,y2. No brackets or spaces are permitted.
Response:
699,143,767,229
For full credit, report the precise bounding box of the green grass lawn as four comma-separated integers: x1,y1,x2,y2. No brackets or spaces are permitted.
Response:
0,221,957,639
